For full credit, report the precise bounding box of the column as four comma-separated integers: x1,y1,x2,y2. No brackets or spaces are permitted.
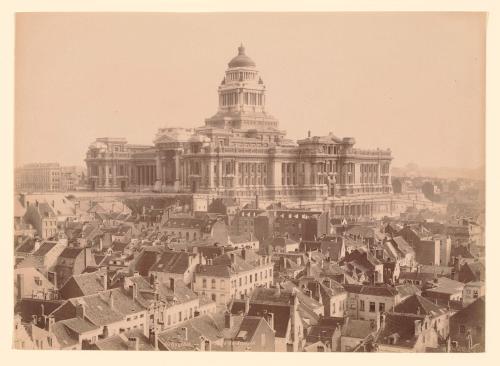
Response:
156,155,162,184
355,163,361,185
218,159,223,188
272,160,282,187
234,160,239,188
304,162,311,185
112,164,117,188
175,152,180,182
104,163,109,188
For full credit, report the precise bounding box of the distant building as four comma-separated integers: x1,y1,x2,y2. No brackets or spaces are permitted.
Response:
15,163,84,192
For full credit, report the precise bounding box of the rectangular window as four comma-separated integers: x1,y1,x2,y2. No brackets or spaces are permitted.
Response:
379,303,385,313
459,325,466,334
369,302,376,312
359,300,365,311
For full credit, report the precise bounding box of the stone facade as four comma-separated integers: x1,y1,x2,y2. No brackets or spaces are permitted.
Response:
85,45,393,207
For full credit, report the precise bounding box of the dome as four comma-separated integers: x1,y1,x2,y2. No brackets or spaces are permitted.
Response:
228,44,256,68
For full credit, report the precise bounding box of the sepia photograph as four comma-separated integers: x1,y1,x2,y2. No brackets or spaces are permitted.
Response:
8,9,489,355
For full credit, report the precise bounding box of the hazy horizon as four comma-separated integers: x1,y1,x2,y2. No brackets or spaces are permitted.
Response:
15,12,485,170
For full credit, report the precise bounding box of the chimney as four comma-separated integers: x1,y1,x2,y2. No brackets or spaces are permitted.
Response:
101,270,108,291
128,337,139,351
414,320,422,336
170,278,175,292
34,240,41,253
31,314,38,325
46,315,55,333
224,311,233,329
308,130,311,138
181,327,188,341
266,312,275,331
230,253,235,263
75,302,85,319
110,293,115,309
380,313,387,330
132,283,138,301
244,296,250,314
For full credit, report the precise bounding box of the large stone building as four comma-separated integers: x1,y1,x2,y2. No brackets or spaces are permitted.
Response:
85,45,394,213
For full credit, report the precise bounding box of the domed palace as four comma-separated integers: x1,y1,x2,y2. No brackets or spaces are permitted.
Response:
85,45,394,215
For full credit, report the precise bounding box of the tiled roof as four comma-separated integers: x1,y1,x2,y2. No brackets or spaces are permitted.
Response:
343,284,399,297
376,313,424,347
230,300,291,338
93,329,155,351
451,297,485,322
196,264,232,277
14,298,64,323
38,202,56,218
451,245,475,259
342,319,376,339
393,294,447,316
51,320,79,348
59,247,83,259
63,317,100,333
67,288,147,326
394,283,421,298
233,316,264,342
32,242,57,257
398,271,436,283
132,247,162,276
16,238,36,254
149,251,191,274
425,277,464,295
59,271,106,299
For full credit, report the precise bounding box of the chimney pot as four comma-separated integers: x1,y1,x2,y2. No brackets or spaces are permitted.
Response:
245,296,250,314
224,311,233,329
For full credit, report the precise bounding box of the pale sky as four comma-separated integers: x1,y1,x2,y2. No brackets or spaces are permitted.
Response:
15,12,485,169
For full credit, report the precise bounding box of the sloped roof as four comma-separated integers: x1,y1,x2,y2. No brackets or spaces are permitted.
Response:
393,295,447,316
32,242,57,257
230,300,291,338
375,313,424,347
343,284,399,297
59,271,106,299
451,245,475,259
59,247,83,259
149,251,191,274
15,238,36,254
392,236,415,255
342,319,376,339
